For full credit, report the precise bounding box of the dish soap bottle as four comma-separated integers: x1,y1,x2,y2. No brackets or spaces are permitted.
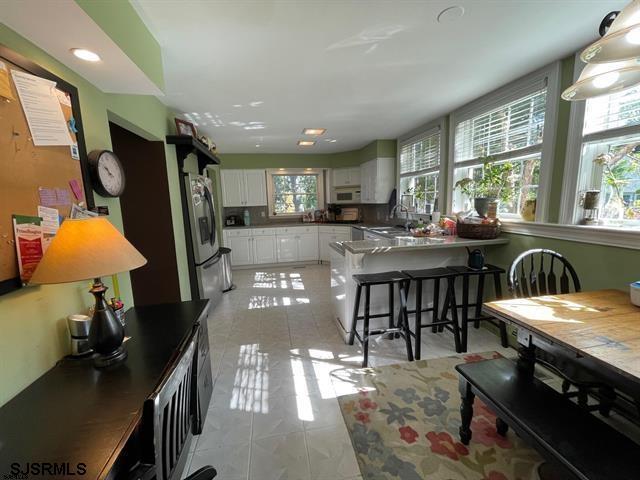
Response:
243,209,251,227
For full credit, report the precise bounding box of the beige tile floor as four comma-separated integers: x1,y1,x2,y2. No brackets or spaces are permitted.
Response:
183,265,511,480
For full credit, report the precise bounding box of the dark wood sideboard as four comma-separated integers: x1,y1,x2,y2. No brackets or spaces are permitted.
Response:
0,300,213,480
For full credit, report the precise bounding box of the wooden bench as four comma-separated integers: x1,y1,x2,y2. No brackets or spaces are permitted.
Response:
455,358,640,480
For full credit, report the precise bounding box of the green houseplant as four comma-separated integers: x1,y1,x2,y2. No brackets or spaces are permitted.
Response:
454,156,517,217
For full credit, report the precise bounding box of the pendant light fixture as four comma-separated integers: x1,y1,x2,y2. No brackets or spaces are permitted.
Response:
563,1,640,101
562,58,640,100
581,1,640,64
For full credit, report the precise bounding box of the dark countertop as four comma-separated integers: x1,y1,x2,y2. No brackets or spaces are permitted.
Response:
224,222,363,230
0,300,210,479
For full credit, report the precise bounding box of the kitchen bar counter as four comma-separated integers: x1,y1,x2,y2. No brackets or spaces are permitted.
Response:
330,234,509,341
340,235,508,254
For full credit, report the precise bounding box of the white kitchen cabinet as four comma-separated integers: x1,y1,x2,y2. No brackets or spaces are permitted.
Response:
276,235,298,262
226,235,253,266
220,170,246,207
332,167,361,187
297,232,319,261
318,226,351,262
360,157,395,204
253,235,277,264
244,170,268,206
319,232,350,262
221,169,267,207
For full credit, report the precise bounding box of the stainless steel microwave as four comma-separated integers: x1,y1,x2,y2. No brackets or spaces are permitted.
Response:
332,187,361,204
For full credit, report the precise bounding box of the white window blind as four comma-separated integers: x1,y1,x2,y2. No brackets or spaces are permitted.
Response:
399,131,440,174
583,85,640,136
454,88,547,162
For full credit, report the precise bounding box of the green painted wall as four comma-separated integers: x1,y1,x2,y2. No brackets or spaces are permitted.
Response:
0,23,184,406
547,56,575,222
486,233,640,292
75,0,164,91
219,140,397,169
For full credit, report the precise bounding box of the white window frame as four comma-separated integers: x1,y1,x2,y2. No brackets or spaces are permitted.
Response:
266,168,325,217
446,62,561,222
396,117,447,217
560,52,640,229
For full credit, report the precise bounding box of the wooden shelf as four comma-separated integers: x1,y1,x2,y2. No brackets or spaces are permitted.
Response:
166,135,220,171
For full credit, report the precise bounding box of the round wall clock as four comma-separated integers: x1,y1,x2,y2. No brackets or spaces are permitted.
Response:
88,150,126,198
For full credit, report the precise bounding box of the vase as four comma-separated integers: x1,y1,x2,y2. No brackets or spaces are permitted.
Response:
474,197,495,217
602,189,625,221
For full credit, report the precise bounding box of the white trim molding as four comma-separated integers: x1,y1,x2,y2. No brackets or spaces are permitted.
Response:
502,220,640,250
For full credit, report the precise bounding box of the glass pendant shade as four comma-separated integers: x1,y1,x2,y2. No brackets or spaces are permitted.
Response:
562,58,640,100
581,0,640,63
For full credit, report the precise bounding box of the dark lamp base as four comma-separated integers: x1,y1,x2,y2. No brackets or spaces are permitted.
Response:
94,345,128,368
88,278,127,369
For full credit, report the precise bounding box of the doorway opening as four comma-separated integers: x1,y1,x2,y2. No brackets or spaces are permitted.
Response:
109,121,181,306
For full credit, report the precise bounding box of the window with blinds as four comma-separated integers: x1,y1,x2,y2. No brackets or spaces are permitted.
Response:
583,85,640,136
455,88,547,162
399,131,440,174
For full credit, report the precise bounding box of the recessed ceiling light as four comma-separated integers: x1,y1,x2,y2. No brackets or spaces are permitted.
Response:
325,138,338,143
302,128,326,136
297,140,316,146
437,6,464,24
70,48,101,62
255,144,261,148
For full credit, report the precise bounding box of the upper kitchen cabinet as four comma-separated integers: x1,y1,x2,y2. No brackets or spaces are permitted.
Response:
332,167,361,187
221,169,267,207
360,157,395,204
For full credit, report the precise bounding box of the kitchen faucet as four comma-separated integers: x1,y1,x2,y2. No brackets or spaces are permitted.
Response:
390,204,411,231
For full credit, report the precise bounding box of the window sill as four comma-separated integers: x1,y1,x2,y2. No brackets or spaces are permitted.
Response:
500,219,640,250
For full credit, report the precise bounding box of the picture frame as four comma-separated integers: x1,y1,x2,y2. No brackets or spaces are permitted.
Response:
175,117,197,137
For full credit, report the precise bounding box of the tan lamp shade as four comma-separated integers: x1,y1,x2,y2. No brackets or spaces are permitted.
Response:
30,217,147,284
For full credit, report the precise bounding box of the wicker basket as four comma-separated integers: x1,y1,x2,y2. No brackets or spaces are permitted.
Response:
456,220,501,239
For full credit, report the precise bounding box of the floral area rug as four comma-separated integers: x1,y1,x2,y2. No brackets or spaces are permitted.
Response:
331,352,543,480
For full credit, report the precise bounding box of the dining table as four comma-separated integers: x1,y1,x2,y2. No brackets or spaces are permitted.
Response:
483,289,640,420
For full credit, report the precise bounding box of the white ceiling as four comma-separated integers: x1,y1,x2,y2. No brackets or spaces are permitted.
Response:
144,1,625,153
0,0,163,95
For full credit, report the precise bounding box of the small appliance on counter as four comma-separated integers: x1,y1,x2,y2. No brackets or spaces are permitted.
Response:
225,214,243,226
67,314,92,357
337,207,360,222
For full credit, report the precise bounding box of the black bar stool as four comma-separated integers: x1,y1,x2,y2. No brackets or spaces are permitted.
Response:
348,271,414,368
402,268,462,359
446,265,509,352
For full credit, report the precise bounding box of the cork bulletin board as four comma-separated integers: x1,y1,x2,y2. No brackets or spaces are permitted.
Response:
0,44,94,295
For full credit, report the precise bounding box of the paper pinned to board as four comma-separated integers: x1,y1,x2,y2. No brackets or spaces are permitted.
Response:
11,70,73,146
12,214,43,284
37,205,60,252
0,61,15,101
38,187,57,207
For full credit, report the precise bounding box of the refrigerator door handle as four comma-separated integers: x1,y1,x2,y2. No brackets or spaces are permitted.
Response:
203,185,216,248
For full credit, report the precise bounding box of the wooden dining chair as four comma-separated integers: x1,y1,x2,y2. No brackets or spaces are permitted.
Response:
507,248,615,415
129,331,217,480
508,248,581,297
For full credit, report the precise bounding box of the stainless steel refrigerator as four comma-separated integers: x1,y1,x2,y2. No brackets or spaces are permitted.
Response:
184,173,222,307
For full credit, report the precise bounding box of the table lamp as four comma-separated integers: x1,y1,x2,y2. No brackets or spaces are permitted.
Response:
30,217,147,368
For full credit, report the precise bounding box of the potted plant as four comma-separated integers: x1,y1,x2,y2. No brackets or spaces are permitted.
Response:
454,156,516,217
406,184,426,213
594,145,640,222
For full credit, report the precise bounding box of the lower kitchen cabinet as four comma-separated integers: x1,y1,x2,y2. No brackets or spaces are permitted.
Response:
224,225,349,267
253,235,277,264
297,232,319,261
319,232,350,262
226,235,253,266
276,235,299,262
